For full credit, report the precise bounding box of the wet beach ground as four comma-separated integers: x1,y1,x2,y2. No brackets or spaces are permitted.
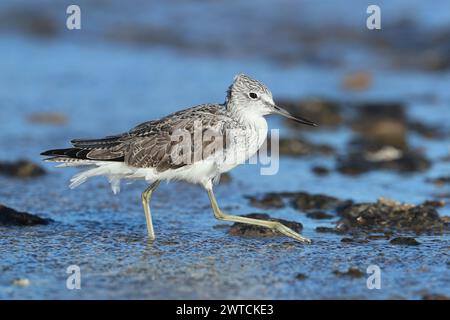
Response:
0,0,449,299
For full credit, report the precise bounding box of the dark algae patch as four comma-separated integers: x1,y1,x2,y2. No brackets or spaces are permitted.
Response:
0,204,51,226
228,213,302,238
336,197,448,234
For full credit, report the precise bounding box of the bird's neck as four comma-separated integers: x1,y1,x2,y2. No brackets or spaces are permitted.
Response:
225,101,268,155
226,103,268,142
226,102,264,125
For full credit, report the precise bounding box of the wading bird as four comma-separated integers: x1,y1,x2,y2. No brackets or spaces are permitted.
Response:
42,74,317,243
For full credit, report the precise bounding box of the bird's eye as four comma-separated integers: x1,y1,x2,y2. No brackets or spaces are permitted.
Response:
249,92,258,99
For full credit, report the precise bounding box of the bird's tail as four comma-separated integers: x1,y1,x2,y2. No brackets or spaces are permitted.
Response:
68,162,135,194
68,164,122,194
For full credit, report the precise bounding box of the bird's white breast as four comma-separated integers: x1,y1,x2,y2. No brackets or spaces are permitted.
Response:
218,113,268,174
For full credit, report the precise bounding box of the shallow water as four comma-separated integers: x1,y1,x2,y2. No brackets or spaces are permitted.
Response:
0,1,449,299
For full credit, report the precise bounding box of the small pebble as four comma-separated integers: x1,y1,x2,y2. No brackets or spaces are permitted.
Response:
13,278,31,287
333,267,364,278
295,273,308,280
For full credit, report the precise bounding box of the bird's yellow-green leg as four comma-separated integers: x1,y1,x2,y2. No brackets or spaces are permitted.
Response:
141,180,160,240
206,188,311,244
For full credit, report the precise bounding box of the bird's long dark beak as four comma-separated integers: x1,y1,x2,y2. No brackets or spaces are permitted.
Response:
271,104,317,127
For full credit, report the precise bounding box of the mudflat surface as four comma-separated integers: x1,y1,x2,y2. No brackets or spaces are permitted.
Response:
0,0,449,299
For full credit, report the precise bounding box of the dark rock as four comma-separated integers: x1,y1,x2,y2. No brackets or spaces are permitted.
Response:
228,213,302,238
312,166,330,176
245,193,285,209
295,273,308,280
390,237,420,245
0,204,51,226
0,160,46,178
280,99,343,128
336,148,431,175
291,192,345,211
336,198,448,234
333,267,364,278
306,211,334,220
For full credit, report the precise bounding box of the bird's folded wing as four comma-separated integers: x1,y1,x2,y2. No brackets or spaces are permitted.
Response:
124,115,228,171
43,104,232,171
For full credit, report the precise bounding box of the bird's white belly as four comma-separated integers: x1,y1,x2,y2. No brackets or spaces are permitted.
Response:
157,159,218,185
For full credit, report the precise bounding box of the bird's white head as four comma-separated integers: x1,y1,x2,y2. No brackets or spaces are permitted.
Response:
225,74,317,126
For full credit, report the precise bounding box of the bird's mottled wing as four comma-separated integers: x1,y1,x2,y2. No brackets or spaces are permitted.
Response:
43,104,236,170
121,104,235,171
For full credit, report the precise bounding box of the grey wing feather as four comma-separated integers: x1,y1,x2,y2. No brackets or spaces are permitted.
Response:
43,104,234,170
123,104,233,171
71,135,126,149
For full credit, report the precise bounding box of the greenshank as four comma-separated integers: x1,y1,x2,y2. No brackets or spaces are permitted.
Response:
41,74,317,243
